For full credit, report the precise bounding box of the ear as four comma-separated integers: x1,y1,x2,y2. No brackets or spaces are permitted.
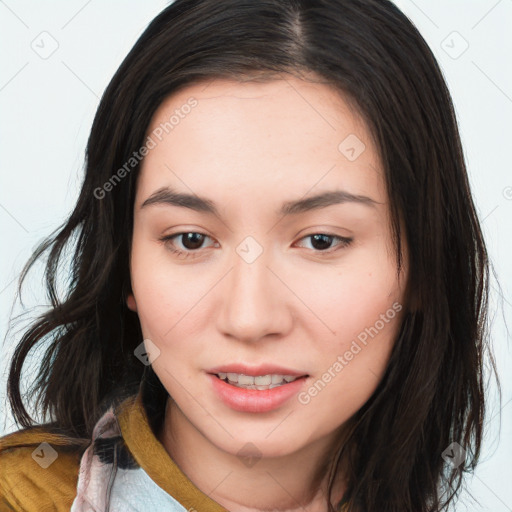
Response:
126,293,138,312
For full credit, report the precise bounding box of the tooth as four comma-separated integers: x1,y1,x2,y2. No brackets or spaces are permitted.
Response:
238,383,256,390
218,372,227,379
256,385,269,390
271,374,283,384
284,375,297,382
238,374,255,385
255,375,272,385
269,384,282,389
227,373,239,383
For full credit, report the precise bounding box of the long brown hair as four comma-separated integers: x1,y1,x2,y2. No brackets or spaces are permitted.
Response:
5,1,498,510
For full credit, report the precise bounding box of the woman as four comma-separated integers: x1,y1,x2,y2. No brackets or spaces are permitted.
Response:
0,1,496,510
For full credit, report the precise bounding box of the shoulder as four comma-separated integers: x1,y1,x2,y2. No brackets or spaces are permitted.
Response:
0,427,85,512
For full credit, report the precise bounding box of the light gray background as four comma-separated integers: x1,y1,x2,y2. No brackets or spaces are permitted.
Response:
0,1,511,510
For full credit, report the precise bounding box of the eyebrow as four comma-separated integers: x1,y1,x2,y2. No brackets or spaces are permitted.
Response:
140,186,379,217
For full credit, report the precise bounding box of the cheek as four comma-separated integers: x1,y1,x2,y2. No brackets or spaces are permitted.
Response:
291,246,403,408
291,246,403,340
129,237,206,341
297,308,402,436
130,274,178,342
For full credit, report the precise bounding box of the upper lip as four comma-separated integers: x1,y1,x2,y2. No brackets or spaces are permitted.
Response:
207,364,308,377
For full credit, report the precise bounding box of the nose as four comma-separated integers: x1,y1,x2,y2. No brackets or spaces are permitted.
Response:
215,245,293,344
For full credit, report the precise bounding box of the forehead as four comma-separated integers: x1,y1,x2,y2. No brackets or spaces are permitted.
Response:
136,76,386,207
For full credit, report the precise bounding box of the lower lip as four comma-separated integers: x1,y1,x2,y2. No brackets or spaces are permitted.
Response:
208,374,307,413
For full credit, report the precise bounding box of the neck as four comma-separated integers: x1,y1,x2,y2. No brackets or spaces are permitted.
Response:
157,398,348,512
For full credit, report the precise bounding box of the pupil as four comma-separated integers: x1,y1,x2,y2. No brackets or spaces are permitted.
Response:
311,234,332,250
182,233,204,249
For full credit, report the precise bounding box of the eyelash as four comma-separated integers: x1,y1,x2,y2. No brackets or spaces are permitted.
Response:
159,232,353,259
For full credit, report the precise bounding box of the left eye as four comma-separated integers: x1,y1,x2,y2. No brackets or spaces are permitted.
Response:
295,233,353,252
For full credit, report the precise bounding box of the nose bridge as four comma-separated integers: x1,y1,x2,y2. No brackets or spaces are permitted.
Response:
216,238,291,341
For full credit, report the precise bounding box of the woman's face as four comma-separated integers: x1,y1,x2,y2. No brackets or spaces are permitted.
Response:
127,75,408,459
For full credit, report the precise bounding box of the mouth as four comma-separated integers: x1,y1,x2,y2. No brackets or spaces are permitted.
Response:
207,366,310,412
213,372,309,391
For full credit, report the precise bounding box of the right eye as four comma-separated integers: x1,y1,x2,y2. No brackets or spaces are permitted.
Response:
159,232,218,259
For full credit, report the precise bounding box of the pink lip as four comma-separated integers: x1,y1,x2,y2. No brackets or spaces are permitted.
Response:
206,364,309,413
207,373,309,414
207,363,307,377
